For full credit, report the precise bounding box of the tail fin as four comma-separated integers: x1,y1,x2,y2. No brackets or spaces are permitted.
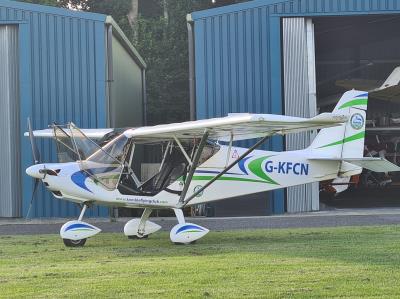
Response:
309,90,367,161
308,91,400,175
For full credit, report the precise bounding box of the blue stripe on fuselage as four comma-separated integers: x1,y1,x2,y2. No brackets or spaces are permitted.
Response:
71,171,92,193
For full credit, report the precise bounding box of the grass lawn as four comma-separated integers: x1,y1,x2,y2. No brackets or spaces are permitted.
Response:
0,226,400,298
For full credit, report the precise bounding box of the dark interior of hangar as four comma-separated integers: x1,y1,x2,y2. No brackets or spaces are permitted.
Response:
314,15,400,208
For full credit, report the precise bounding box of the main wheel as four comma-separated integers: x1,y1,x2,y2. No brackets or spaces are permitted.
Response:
63,238,87,247
173,240,196,245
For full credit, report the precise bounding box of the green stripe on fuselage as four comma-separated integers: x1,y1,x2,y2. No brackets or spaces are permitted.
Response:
248,156,279,185
192,175,278,184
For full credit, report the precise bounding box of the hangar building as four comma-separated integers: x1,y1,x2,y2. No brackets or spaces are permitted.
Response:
188,0,400,216
0,0,146,218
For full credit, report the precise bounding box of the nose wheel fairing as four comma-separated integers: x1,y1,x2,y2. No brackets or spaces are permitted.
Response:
60,204,100,247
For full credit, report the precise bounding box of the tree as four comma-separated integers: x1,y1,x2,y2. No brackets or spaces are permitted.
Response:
17,0,247,124
83,0,215,124
18,0,61,7
86,0,135,41
133,0,214,124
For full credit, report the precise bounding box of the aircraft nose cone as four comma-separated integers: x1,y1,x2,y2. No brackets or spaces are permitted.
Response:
26,164,45,179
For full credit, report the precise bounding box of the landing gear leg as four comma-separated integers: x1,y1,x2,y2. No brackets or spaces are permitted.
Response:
78,204,88,221
124,208,161,239
60,203,101,247
174,208,186,225
170,208,209,245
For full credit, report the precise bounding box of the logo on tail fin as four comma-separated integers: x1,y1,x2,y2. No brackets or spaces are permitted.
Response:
350,113,364,130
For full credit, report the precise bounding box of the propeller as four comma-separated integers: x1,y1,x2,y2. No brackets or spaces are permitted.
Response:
26,117,41,219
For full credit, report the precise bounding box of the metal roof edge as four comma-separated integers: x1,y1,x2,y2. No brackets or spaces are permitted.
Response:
1,0,106,21
105,16,147,69
190,0,287,20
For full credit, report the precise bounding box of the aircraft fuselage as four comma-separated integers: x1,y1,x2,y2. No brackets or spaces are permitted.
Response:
27,145,359,209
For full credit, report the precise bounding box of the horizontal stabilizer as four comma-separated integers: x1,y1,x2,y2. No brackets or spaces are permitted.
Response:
308,156,400,172
343,158,400,172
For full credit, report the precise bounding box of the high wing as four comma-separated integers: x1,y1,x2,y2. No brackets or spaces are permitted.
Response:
369,85,400,102
124,112,348,142
336,79,381,92
24,112,347,143
24,128,116,139
336,66,400,102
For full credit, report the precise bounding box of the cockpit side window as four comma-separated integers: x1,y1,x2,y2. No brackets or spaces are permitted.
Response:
198,142,220,165
118,140,221,196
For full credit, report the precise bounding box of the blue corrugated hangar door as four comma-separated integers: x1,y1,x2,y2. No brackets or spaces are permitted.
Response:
282,18,319,213
0,25,21,217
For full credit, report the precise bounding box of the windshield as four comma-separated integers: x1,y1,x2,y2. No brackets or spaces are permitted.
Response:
80,134,131,190
69,123,100,160
87,134,130,164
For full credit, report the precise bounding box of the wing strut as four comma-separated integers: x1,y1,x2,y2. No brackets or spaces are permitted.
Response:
178,130,209,204
174,135,193,166
178,134,271,208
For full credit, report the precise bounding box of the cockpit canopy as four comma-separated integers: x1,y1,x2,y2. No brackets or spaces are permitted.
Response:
53,123,220,193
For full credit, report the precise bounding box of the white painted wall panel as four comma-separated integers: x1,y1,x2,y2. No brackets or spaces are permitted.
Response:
0,25,21,217
282,18,319,213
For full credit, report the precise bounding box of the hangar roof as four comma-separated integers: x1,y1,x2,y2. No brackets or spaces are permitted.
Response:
188,0,400,20
1,0,146,69
1,0,105,20
189,0,285,20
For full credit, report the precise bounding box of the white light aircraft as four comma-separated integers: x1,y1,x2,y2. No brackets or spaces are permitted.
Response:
25,90,400,247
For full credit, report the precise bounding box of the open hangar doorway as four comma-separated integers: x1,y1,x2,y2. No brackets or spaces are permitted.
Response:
314,15,400,208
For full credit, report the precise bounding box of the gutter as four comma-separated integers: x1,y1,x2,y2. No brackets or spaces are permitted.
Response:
105,16,147,70
187,14,196,121
105,16,148,126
